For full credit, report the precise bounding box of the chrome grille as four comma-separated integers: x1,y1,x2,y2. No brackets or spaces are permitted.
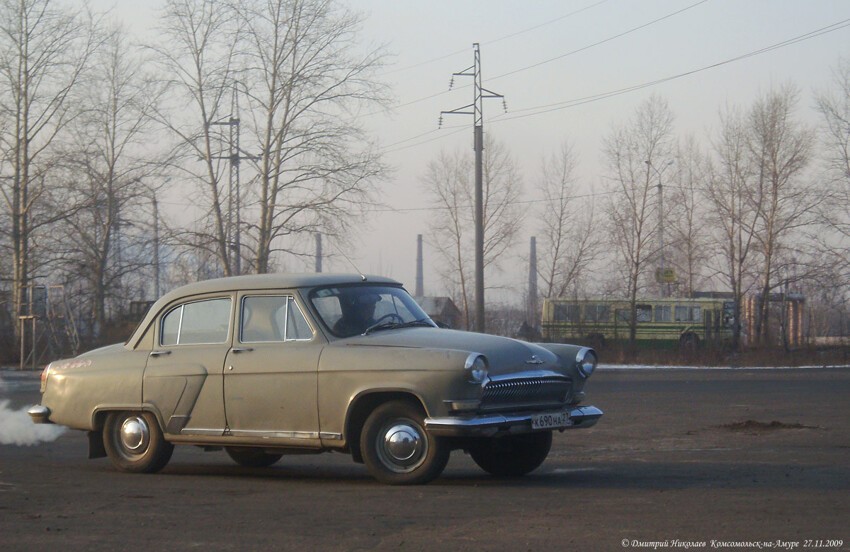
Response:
480,377,571,411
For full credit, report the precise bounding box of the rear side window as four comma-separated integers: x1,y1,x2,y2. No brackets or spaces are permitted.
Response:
241,296,313,343
160,298,232,346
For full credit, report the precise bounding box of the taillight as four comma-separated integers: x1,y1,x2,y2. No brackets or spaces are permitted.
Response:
40,364,52,393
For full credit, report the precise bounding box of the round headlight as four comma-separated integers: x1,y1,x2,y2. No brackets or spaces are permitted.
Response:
576,347,597,378
464,353,489,384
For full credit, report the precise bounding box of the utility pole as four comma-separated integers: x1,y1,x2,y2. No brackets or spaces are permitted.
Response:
440,43,506,333
528,236,538,330
646,159,674,297
211,81,258,275
152,193,161,298
415,234,424,297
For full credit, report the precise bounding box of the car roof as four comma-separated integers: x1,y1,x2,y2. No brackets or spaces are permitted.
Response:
126,273,402,348
165,273,401,298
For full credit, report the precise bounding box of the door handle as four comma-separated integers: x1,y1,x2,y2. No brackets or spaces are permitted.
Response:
149,350,171,358
231,347,254,354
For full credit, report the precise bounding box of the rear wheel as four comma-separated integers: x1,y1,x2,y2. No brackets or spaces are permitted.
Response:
103,411,173,473
360,400,449,485
225,447,283,468
469,431,552,477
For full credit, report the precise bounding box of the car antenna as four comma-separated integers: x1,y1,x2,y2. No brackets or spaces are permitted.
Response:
327,238,367,281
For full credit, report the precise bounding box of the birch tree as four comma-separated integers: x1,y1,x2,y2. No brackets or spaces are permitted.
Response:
426,137,524,330
747,85,815,344
59,25,165,341
237,0,388,273
705,105,758,350
815,57,850,309
0,0,98,328
667,135,711,297
536,142,601,300
603,94,675,348
151,0,240,276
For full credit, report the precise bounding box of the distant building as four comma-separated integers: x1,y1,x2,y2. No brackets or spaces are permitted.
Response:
414,296,462,330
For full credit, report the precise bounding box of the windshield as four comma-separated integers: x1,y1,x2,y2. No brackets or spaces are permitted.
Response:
309,285,435,338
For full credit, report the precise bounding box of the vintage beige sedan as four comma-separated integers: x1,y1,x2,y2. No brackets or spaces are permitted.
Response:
30,274,602,485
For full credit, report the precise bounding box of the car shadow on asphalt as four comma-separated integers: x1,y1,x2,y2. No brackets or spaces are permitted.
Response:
111,457,848,492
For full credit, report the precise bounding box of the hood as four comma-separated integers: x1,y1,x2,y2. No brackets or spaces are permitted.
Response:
338,328,561,376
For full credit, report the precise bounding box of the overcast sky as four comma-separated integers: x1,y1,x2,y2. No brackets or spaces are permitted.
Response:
97,0,850,302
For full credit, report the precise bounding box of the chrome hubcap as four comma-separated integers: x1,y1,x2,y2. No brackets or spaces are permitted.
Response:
378,420,426,473
120,416,149,452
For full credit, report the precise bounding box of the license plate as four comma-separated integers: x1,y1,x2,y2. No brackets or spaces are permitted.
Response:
531,412,573,430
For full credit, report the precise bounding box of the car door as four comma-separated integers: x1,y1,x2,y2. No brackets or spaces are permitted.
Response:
144,294,235,437
222,292,322,447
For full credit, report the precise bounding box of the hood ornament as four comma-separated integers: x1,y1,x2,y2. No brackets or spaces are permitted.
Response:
525,355,545,365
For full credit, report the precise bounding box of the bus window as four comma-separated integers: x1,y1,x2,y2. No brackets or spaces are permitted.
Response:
655,305,672,322
585,304,610,322
675,306,702,322
554,303,580,322
616,305,652,322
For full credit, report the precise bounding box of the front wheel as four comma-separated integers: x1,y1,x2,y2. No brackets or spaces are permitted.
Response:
225,447,283,468
469,431,552,477
103,411,174,473
360,400,449,485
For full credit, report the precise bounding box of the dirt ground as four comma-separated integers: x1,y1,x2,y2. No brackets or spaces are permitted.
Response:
1,367,848,551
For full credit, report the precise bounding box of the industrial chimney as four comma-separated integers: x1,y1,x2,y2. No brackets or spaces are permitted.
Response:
528,236,538,328
315,233,322,273
415,234,424,297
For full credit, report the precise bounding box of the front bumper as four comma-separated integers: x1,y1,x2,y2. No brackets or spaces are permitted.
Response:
424,405,603,437
28,405,52,424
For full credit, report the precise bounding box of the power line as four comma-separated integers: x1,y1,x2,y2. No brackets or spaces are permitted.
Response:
380,0,611,77
489,0,710,82
373,0,702,119
492,17,850,123
373,189,618,214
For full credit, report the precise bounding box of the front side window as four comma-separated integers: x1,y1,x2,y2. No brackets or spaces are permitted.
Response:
241,295,313,343
160,298,232,346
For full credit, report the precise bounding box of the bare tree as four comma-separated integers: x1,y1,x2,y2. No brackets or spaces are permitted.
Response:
150,0,240,276
426,136,524,330
236,0,388,273
603,94,675,348
705,104,759,350
153,0,387,277
747,85,815,344
58,25,165,341
0,0,98,330
536,142,600,300
814,57,850,314
667,135,711,297
425,149,472,328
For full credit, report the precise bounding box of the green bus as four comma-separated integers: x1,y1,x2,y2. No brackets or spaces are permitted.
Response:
541,297,735,349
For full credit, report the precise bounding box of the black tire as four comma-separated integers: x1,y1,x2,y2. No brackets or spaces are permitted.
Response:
225,447,283,468
360,400,449,485
469,431,552,477
103,411,174,473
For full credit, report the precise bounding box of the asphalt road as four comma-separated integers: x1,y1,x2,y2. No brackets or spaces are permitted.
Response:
1,367,848,551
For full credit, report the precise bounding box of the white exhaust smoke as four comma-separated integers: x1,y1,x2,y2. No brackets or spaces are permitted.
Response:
0,399,67,446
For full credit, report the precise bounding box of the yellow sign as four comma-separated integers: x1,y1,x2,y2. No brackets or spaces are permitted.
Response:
655,268,677,284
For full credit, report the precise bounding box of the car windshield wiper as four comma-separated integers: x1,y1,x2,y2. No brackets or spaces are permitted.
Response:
363,318,434,335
